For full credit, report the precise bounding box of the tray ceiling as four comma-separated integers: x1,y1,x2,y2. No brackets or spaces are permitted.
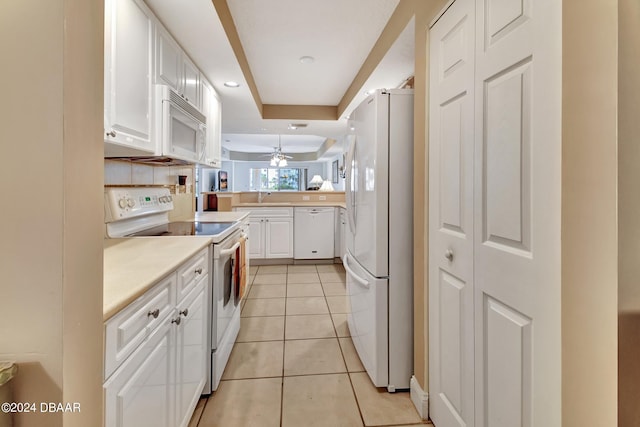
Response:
144,0,414,156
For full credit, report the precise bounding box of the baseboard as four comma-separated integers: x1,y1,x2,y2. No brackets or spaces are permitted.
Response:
410,376,429,420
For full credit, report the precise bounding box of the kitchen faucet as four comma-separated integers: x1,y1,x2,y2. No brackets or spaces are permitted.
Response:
258,190,271,203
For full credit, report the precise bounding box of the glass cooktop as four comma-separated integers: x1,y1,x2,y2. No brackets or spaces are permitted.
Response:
127,221,237,237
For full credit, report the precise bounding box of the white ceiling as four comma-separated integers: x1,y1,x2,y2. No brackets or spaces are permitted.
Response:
222,134,327,153
144,0,414,157
226,0,399,106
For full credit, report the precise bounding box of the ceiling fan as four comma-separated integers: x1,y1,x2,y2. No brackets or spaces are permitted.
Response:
262,135,293,167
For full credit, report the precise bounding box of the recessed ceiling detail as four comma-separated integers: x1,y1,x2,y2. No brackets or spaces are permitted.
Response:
226,0,400,106
144,0,416,155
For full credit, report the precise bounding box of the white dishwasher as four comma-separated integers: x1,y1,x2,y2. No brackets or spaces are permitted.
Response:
294,207,335,259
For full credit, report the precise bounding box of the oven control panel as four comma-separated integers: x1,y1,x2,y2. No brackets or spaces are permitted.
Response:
104,187,174,223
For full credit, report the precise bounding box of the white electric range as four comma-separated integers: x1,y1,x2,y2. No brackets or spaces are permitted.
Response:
104,187,246,394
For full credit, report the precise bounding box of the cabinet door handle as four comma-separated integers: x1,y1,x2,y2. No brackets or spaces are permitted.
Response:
147,309,160,319
106,130,116,138
195,268,203,275
171,317,182,325
179,308,189,317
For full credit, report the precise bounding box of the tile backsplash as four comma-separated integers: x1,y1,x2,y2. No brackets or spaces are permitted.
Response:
105,159,194,188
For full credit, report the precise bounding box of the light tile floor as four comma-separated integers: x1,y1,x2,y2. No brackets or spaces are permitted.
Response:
189,264,429,427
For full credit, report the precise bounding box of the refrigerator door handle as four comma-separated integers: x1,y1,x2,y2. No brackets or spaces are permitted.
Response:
345,136,357,234
342,253,370,288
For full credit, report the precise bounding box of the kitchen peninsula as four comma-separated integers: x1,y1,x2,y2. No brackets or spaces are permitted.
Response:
201,191,346,211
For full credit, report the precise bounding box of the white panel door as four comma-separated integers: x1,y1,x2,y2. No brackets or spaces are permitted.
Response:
474,0,561,425
428,0,475,425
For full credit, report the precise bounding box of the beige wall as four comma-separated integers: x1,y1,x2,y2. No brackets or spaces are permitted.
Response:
562,0,618,426
412,0,447,392
618,0,640,424
618,0,640,313
0,1,104,426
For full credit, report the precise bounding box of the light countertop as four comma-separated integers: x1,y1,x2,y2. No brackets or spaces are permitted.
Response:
103,236,212,321
233,202,346,209
194,211,249,222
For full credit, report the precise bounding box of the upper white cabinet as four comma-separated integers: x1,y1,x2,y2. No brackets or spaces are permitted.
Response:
201,79,222,168
105,0,221,165
104,0,155,155
182,56,201,111
155,24,181,90
155,25,201,111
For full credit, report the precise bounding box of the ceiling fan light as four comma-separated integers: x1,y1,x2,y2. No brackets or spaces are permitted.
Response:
279,158,288,167
270,157,278,167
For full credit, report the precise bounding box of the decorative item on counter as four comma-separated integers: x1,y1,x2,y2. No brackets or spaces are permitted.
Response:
176,175,190,194
308,174,323,190
319,180,335,191
218,171,228,191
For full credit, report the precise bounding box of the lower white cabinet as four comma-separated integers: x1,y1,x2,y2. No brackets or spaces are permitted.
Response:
236,208,293,259
338,207,346,259
104,315,173,427
248,217,265,259
175,282,207,427
104,248,209,427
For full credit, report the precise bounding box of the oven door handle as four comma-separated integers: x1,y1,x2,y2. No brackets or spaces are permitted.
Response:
220,241,241,256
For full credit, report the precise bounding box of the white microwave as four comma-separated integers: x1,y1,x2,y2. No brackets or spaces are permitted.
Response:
156,85,206,163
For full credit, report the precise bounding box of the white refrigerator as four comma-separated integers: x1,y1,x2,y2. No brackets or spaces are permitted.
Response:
343,89,414,391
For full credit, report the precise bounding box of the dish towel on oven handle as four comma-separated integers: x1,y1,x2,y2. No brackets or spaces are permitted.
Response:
237,235,247,299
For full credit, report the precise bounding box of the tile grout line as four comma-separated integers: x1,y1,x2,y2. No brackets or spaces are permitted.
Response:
280,267,289,427
194,396,208,427
347,370,368,427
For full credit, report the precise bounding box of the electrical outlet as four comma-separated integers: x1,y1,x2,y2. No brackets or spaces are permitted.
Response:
302,195,310,201
319,195,327,201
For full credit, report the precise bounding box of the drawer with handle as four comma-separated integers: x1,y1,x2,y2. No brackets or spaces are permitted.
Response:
176,247,209,302
104,273,175,380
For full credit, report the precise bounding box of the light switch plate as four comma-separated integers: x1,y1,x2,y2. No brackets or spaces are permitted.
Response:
302,195,310,201
319,195,327,200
